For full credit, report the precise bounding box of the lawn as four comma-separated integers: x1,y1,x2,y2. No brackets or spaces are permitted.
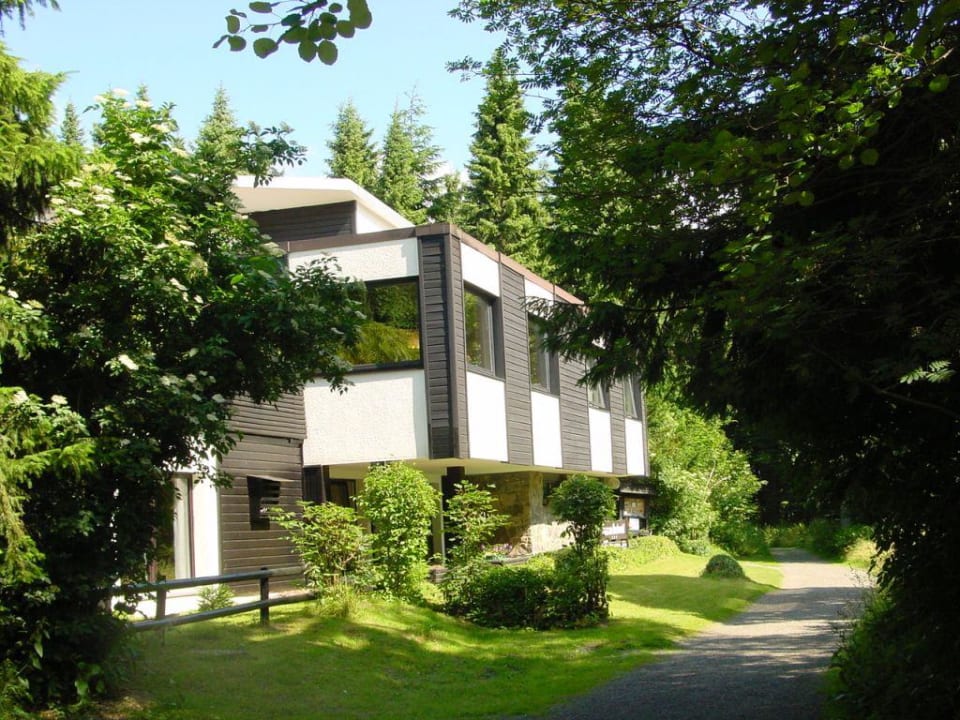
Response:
103,551,780,720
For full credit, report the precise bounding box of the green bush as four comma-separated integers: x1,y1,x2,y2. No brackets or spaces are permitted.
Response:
702,554,745,579
805,519,873,559
464,565,550,629
628,535,682,563
712,520,769,557
440,557,493,617
271,501,368,594
444,480,507,567
197,584,235,611
356,462,440,601
546,548,610,626
764,522,808,547
550,475,617,556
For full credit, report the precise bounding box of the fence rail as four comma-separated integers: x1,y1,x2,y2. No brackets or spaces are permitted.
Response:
112,566,312,632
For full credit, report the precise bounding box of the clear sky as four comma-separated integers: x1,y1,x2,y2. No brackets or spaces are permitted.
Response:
2,1,506,175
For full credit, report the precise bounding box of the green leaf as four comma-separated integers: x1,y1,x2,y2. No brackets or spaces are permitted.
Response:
251,24,269,33
253,37,278,58
281,13,302,27
227,36,247,52
298,40,316,62
928,74,950,93
212,34,229,49
248,1,273,13
330,2,344,12
336,20,355,38
348,0,372,29
797,190,815,206
317,40,339,65
860,148,879,166
838,155,855,170
281,26,305,43
226,14,241,33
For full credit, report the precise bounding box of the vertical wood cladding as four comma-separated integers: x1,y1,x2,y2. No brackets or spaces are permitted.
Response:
500,265,534,465
448,238,469,458
559,357,591,471
249,202,356,242
419,234,457,458
609,382,628,475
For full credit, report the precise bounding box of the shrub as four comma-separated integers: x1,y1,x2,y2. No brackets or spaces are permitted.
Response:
547,548,610,626
764,522,808,547
444,480,507,567
197,584,234,611
712,520,769,557
550,475,616,557
702,554,745,579
440,557,493,617
464,565,550,629
805,519,873,559
271,501,367,594
356,462,440,601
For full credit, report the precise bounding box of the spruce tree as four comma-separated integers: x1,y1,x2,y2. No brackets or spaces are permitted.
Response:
463,49,550,274
194,86,244,185
429,171,467,225
326,99,378,192
58,101,84,146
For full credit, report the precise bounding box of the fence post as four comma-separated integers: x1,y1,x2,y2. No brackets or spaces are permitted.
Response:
259,567,269,625
156,579,168,644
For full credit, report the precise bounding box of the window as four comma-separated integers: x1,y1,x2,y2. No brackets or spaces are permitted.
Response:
152,473,194,581
528,315,559,394
344,278,421,367
465,286,498,373
586,359,609,409
303,466,357,509
623,376,642,419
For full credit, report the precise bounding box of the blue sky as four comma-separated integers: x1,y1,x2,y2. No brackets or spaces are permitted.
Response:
3,2,507,175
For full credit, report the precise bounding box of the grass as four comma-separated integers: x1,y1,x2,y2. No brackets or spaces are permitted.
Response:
100,551,780,720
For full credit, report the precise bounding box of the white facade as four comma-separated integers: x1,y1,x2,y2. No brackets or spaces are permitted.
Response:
531,390,563,468
461,242,501,297
625,418,648,476
303,369,429,466
288,236,420,282
466,371,509,461
589,407,614,473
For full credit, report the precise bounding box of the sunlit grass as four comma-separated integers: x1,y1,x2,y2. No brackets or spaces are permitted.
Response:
104,550,780,720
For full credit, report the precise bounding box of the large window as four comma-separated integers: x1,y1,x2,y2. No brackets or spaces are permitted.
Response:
623,376,642,419
465,286,498,373
344,278,421,367
528,315,559,394
303,466,357,509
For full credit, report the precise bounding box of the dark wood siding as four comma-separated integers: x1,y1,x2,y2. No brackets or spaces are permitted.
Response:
419,234,457,459
219,434,303,591
250,202,356,243
559,357,591,471
449,238,469,457
230,393,306,438
500,265,534,464
609,382,628,475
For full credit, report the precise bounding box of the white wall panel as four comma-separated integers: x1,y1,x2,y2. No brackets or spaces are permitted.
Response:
461,243,501,296
466,371,509,461
625,418,647,476
288,237,419,281
589,407,613,473
531,390,562,468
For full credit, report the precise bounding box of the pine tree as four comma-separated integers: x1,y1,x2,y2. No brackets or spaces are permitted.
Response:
463,49,550,274
326,99,378,192
376,92,441,224
194,86,244,184
59,101,84,146
429,171,467,225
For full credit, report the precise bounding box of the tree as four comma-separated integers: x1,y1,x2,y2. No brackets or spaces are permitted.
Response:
194,86,244,179
215,0,372,64
58,102,83,146
429,171,467,225
462,48,550,274
0,0,56,29
454,1,960,713
326,99,378,192
376,95,440,223
0,87,362,706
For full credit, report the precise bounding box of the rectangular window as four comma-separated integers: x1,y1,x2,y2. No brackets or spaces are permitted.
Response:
528,315,559,394
623,376,642,419
303,466,357,509
344,278,421,367
586,359,609,409
152,473,194,581
465,286,498,373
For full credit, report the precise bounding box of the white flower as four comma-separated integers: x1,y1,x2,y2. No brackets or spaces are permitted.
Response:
66,208,85,216
51,395,68,405
130,132,148,145
136,100,152,108
6,288,18,299
49,197,66,206
12,390,29,405
93,95,106,104
65,179,83,189
117,354,139,371
151,123,171,134
169,278,187,292
212,393,225,403
111,88,129,97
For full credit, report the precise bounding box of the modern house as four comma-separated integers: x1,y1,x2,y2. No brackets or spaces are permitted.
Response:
163,177,650,586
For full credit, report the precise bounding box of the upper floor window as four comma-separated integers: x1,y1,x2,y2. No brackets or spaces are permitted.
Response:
465,286,499,374
585,358,609,409
623,376,642,419
344,278,421,367
528,315,559,394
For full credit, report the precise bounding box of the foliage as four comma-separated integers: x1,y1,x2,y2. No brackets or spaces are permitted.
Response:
355,463,440,601
548,547,609,625
461,48,550,275
549,474,616,558
444,480,507,566
711,521,768,558
462,564,549,629
0,0,56,30
763,523,808,548
196,584,235,612
58,102,84,147
0,84,362,708
215,0,372,65
428,171,468,225
376,94,441,224
326,99,379,192
607,535,681,571
702,554,745,580
646,388,762,555
271,501,367,593
454,0,960,709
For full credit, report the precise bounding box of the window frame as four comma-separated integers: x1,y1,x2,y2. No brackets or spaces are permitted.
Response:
623,375,643,419
585,358,610,410
528,314,559,395
464,284,503,377
346,276,423,372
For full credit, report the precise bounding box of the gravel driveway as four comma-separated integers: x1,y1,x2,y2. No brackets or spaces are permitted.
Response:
525,547,869,720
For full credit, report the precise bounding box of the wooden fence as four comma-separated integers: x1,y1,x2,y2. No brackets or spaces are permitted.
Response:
112,566,312,632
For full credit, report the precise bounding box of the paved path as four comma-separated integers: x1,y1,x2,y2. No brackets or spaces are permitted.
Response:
528,548,868,720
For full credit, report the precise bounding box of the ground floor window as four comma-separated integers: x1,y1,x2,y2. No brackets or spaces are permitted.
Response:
303,466,357,508
152,473,194,581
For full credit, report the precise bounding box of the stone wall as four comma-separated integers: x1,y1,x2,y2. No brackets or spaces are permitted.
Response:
468,471,569,555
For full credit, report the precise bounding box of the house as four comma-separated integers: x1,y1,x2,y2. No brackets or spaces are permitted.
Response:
162,177,650,588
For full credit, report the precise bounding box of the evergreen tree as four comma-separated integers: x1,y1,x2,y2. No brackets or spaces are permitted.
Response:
58,101,84,147
376,92,441,224
429,171,467,225
194,86,245,186
326,99,378,192
463,48,549,274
